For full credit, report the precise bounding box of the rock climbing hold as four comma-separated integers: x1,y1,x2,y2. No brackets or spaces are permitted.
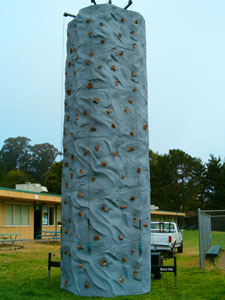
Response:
77,263,83,268
137,168,142,173
130,30,135,35
93,235,101,240
99,22,104,26
95,145,100,151
85,59,91,65
111,65,117,71
130,131,134,136
101,205,108,212
128,99,133,104
93,98,99,104
64,279,68,287
83,110,88,115
121,18,125,23
78,212,83,217
128,147,134,152
83,149,89,156
143,222,148,228
77,192,84,198
118,235,123,240
86,18,91,23
143,124,148,130
91,177,96,182
70,173,73,179
112,123,117,128
119,278,124,283
115,80,120,86
120,205,127,209
113,152,117,157
130,195,136,200
87,83,93,89
124,108,129,114
90,126,96,131
77,245,84,250
70,154,75,160
79,169,84,174
101,258,107,266
88,32,93,37
107,110,112,115
90,51,95,57
102,161,107,167
134,217,137,223
66,89,72,95
121,257,128,263
119,51,124,56
133,43,137,48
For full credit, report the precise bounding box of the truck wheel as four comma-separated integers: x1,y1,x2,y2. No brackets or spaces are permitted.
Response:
154,256,163,279
178,241,183,253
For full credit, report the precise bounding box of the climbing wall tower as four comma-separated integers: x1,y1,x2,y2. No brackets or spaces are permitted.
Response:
61,3,150,297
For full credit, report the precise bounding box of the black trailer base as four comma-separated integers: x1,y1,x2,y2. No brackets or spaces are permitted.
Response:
48,251,177,287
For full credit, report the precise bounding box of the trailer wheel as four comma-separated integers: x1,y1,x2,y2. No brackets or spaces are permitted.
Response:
154,256,163,279
178,241,183,253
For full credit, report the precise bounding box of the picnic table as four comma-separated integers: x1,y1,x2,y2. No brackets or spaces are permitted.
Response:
36,231,61,242
0,233,24,248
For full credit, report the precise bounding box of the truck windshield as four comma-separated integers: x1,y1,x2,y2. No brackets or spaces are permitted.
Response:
151,223,176,233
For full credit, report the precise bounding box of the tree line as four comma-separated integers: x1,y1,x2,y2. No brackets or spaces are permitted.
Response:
0,137,224,212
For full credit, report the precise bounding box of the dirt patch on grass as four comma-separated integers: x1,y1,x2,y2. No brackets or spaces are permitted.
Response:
217,251,225,272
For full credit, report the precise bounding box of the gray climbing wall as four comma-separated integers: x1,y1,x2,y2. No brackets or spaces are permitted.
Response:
61,4,151,297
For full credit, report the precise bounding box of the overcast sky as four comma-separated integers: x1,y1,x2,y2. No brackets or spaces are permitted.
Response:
0,0,224,162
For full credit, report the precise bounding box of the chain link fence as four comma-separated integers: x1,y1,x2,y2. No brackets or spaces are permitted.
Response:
198,209,225,268
198,208,212,269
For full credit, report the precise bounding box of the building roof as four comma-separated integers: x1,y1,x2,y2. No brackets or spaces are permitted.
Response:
151,210,185,217
0,187,61,204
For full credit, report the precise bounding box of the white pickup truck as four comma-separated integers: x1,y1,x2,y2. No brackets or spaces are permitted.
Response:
151,222,183,253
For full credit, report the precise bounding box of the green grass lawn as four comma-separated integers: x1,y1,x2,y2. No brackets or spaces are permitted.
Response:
0,231,224,300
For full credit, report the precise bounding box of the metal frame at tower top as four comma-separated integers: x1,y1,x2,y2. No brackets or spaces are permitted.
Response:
91,0,133,9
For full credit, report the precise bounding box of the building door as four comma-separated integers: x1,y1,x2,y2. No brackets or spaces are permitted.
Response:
34,205,42,239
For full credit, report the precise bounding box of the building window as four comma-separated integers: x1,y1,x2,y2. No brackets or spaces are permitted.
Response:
5,203,30,226
43,206,54,225
57,206,61,223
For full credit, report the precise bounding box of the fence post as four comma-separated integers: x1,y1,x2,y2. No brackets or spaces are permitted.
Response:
198,208,203,269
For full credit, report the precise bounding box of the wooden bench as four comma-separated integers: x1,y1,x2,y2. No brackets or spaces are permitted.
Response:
206,245,221,263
